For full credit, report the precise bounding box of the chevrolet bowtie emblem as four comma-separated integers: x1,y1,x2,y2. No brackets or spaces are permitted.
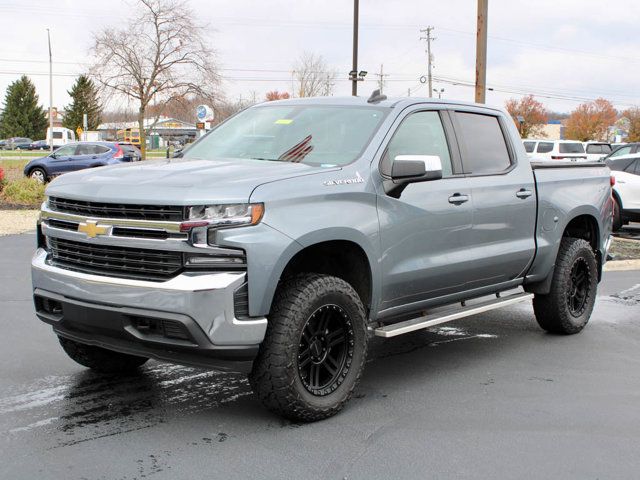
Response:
77,220,110,238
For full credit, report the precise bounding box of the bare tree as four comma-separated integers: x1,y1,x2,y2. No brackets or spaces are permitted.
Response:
90,0,220,158
293,52,337,97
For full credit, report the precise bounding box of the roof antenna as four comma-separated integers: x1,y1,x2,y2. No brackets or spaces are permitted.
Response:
367,89,387,104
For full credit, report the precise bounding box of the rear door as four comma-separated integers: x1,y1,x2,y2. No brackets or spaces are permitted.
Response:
68,144,112,171
451,109,537,289
376,107,474,313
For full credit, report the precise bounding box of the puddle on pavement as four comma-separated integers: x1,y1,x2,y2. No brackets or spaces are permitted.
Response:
0,363,251,448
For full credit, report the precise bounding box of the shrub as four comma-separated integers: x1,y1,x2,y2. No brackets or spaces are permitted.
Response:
1,177,46,206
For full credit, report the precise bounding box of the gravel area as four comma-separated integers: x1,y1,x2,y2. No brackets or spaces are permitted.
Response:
0,210,39,236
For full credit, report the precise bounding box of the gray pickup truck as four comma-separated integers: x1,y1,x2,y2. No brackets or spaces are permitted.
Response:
32,94,613,421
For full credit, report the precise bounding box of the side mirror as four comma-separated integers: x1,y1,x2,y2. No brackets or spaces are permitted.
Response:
391,155,443,183
49,152,57,159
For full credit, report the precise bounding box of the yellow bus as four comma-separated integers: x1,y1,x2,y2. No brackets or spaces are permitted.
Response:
116,128,141,146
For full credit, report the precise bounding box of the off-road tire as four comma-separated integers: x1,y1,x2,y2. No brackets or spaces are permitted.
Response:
612,197,623,232
533,237,598,334
249,273,368,422
59,337,149,373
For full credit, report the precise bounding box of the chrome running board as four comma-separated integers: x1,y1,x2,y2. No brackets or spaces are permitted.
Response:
374,292,534,338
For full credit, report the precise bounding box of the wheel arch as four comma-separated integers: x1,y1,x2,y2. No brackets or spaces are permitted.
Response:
261,229,379,319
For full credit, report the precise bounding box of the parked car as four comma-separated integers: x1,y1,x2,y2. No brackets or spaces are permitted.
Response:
28,140,50,150
523,139,588,161
607,155,640,230
32,96,613,421
116,142,142,162
23,141,138,183
5,137,33,150
0,139,7,150
583,141,612,161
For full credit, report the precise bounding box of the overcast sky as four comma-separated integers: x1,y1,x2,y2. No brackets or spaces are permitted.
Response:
1,0,640,117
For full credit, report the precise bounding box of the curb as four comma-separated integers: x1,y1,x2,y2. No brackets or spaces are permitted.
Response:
604,260,640,272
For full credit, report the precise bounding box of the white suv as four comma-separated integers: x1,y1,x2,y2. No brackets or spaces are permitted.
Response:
523,139,588,161
607,155,640,230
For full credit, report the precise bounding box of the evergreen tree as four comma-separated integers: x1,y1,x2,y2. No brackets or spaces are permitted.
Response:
63,75,102,132
0,75,48,139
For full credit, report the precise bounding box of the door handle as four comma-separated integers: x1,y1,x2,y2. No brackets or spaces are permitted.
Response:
448,193,469,204
516,189,533,199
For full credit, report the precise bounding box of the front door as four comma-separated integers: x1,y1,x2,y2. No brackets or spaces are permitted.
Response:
48,144,77,174
376,108,474,315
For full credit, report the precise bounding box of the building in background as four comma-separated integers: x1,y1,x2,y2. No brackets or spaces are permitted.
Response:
538,120,565,140
97,117,197,147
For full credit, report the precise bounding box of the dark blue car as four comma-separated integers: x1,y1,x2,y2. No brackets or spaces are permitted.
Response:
24,142,140,183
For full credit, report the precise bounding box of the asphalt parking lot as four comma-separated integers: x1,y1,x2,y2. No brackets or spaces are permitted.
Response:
1,232,639,480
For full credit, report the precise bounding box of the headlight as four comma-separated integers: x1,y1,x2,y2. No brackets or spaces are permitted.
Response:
180,203,264,232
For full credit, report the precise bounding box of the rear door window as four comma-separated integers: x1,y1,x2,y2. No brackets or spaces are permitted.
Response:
454,112,511,174
537,142,553,153
93,145,111,154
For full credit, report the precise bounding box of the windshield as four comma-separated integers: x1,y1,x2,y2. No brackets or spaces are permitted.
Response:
183,105,388,166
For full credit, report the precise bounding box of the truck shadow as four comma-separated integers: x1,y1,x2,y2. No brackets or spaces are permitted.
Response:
4,305,568,446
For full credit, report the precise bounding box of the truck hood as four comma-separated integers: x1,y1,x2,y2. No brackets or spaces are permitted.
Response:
46,158,337,204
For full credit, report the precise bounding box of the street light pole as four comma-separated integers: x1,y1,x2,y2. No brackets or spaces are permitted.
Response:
351,0,359,96
47,28,53,153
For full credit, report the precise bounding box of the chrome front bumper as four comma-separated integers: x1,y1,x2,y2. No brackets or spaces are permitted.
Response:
31,248,267,369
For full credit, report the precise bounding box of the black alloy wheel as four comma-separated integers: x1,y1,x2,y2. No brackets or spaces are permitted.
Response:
297,304,354,396
566,258,591,317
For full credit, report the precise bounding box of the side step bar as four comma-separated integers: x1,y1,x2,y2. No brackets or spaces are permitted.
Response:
374,292,534,338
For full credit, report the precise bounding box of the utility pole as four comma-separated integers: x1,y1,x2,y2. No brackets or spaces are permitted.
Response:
420,27,435,98
475,0,488,104
374,64,389,94
47,29,53,153
351,0,359,96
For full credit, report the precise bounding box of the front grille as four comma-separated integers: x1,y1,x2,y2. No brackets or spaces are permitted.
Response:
48,237,182,281
49,197,185,221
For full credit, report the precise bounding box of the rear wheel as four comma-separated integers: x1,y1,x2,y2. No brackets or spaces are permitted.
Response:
249,273,368,422
533,237,598,334
612,197,623,232
59,337,149,373
29,167,47,184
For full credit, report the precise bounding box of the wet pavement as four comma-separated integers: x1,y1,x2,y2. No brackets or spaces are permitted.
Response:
1,233,640,479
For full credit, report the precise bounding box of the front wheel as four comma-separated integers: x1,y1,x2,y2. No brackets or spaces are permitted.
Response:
533,237,598,334
250,273,368,422
29,167,47,183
